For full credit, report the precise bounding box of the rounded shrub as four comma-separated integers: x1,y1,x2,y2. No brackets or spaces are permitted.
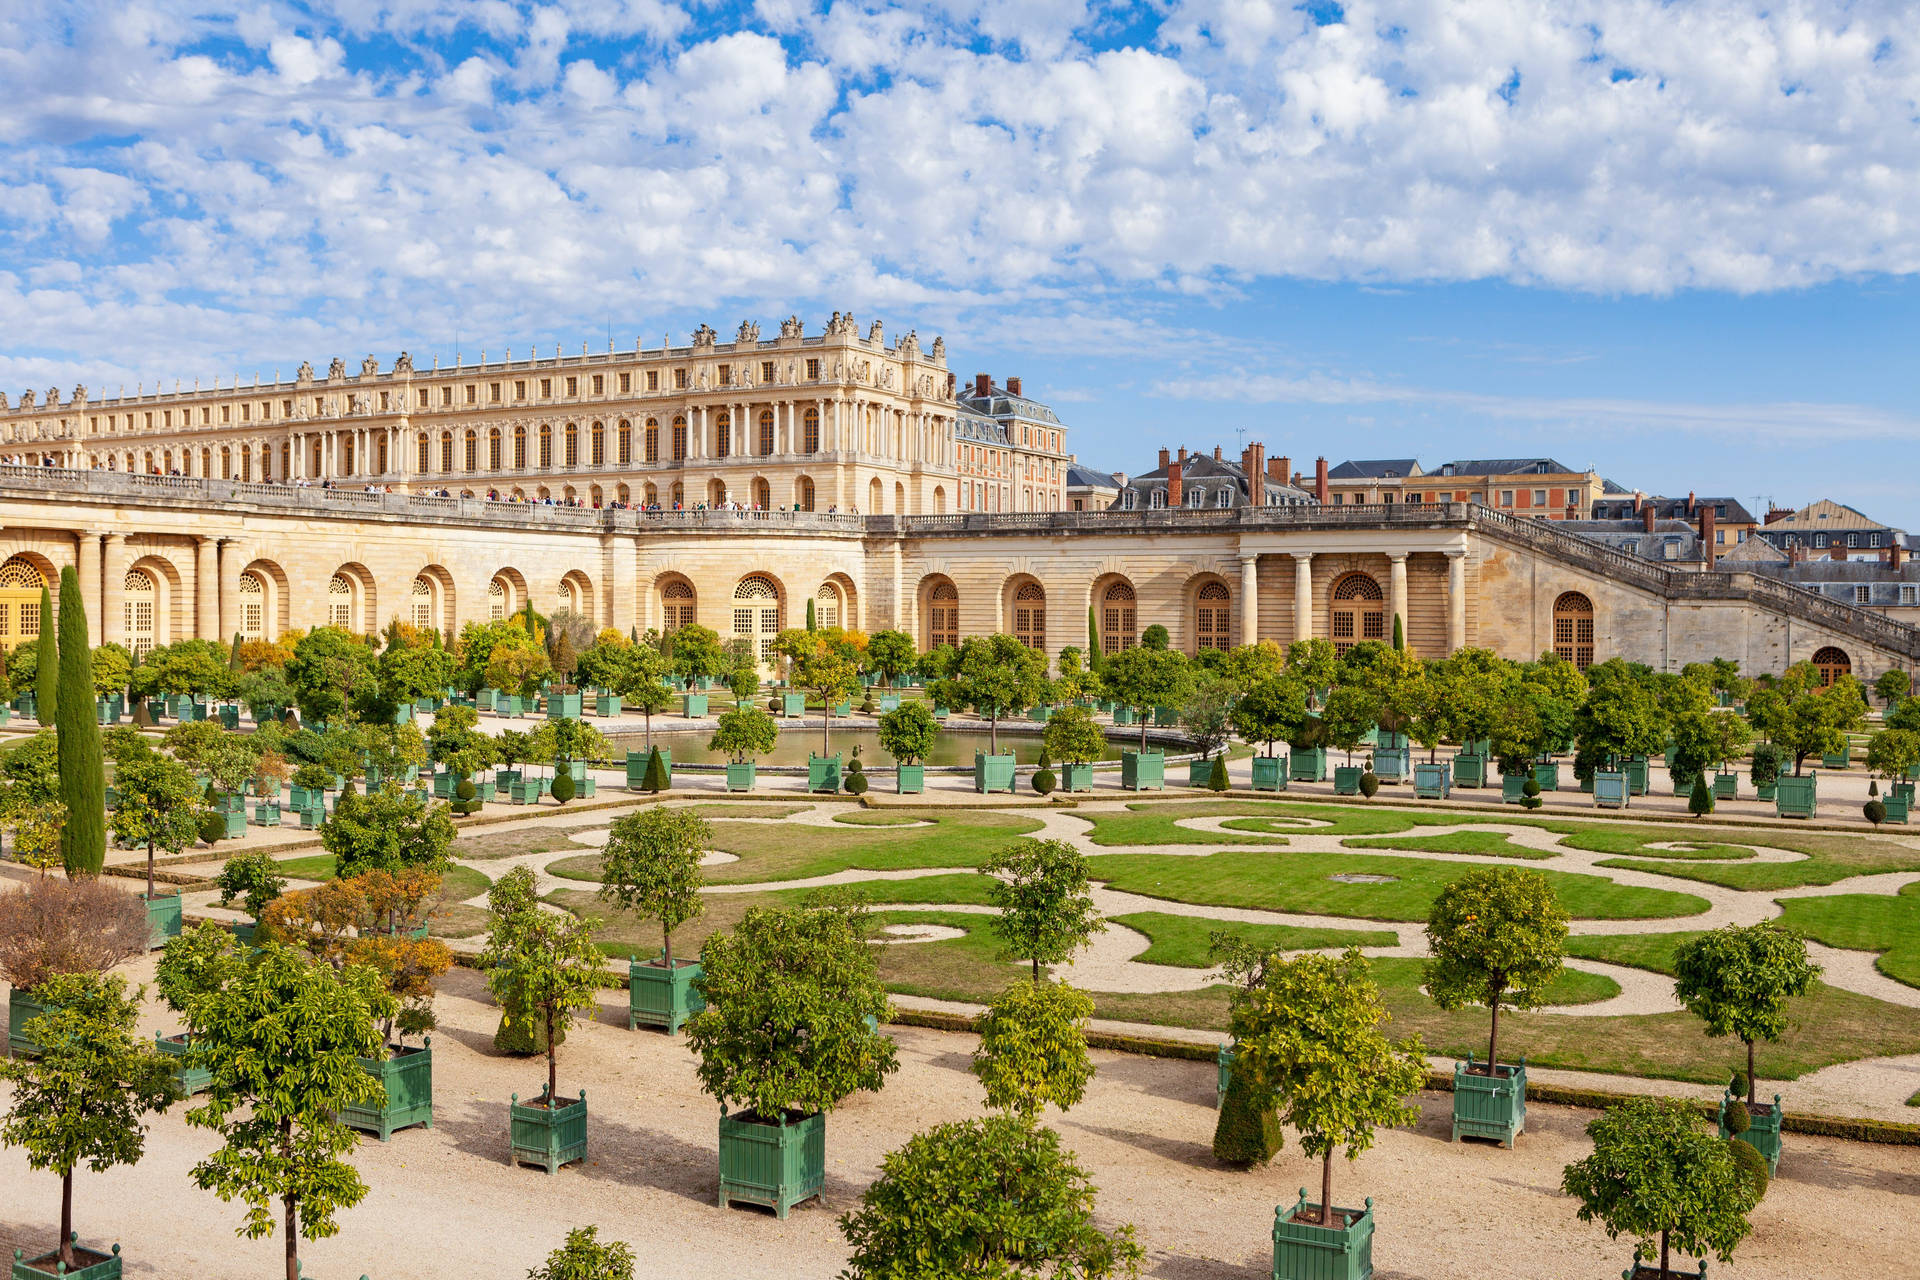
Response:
1032,764,1056,795
767,696,781,714
1865,798,1887,826
1728,1070,1749,1099
1521,776,1543,810
454,778,478,803
1722,1098,1751,1136
198,812,228,846
1728,1135,1770,1201
860,693,875,715
846,770,869,795
1358,770,1379,798
550,771,576,804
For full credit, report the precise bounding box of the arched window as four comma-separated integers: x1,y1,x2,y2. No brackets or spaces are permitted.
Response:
672,416,688,461
715,411,731,459
539,424,553,469
565,422,579,468
487,579,507,622
464,430,477,472
488,429,502,471
1330,573,1384,654
556,575,583,615
328,574,355,631
617,421,632,466
802,408,820,454
0,556,48,650
752,478,770,509
1812,646,1852,687
732,575,782,662
590,421,604,467
1196,581,1231,650
929,581,959,649
758,410,775,456
710,479,728,507
1013,581,1045,651
1101,581,1136,654
218,446,230,479
417,433,430,472
816,581,843,629
410,577,433,631
645,420,659,463
434,432,450,472
124,570,156,658
513,425,528,470
662,580,696,632
238,571,265,641
796,476,816,512
1553,592,1595,669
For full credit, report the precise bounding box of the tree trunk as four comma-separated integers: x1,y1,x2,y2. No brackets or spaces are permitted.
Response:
1487,995,1501,1069
59,1168,73,1268
644,709,652,751
1031,957,1041,983
546,1006,559,1101
146,842,156,899
822,691,831,754
1138,717,1147,750
284,1194,300,1280
663,924,674,970
1320,1149,1335,1227
1747,1039,1756,1107
1659,1227,1670,1280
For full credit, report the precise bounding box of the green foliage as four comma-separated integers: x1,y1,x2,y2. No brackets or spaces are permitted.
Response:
940,633,1052,747
1140,623,1170,650
1575,659,1669,768
550,771,576,803
1727,1136,1770,1202
379,641,456,706
1040,705,1105,765
0,971,176,1269
1688,773,1715,816
528,1226,636,1280
285,627,380,725
486,642,552,701
55,566,105,875
1874,668,1912,707
426,703,497,777
1674,923,1821,1100
1031,762,1056,794
34,585,57,721
1748,742,1782,788
215,850,287,920
1230,672,1310,753
1722,1098,1750,1135
1213,1065,1283,1168
1357,769,1378,798
710,705,779,764
1865,797,1887,825
1561,1097,1756,1272
838,1113,1142,1280
598,807,711,966
667,622,729,689
455,618,539,696
110,748,207,891
1425,868,1568,1067
1206,754,1229,792
1179,671,1236,759
971,979,1096,1116
877,700,940,764
1867,728,1920,782
1099,645,1192,747
686,905,898,1118
89,642,131,698
1727,1069,1749,1098
641,745,671,793
983,838,1105,981
483,865,606,1098
865,629,917,682
321,786,456,879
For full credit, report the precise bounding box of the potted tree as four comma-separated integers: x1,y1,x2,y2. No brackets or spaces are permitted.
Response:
1562,1097,1757,1280
983,838,1106,982
1232,671,1307,792
669,622,728,716
1180,671,1234,787
1040,705,1105,793
528,1227,636,1280
934,634,1051,794
213,851,287,943
599,806,712,1033
613,639,676,771
1235,949,1424,1280
0,971,174,1279
486,642,550,718
773,626,862,785
427,704,498,801
1867,729,1920,822
970,977,1097,1117
1323,683,1377,796
1099,645,1190,792
877,700,939,794
105,740,205,946
687,905,898,1218
0,876,152,1059
153,923,240,1097
1425,868,1568,1147
1674,923,1820,1176
483,866,604,1173
865,629,916,704
710,705,778,792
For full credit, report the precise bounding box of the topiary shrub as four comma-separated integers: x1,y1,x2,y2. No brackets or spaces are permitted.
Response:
550,771,576,804
641,745,670,793
846,770,869,795
1728,1135,1770,1201
198,812,228,846
1032,763,1056,795
1358,770,1379,798
1722,1098,1751,1136
1521,776,1542,810
454,778,477,803
1865,798,1887,826
767,696,781,714
1212,1067,1282,1168
1728,1070,1749,1099
860,693,875,715
1689,773,1715,817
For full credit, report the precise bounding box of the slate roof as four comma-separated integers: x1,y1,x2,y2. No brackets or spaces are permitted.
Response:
1589,496,1758,524
1327,459,1423,479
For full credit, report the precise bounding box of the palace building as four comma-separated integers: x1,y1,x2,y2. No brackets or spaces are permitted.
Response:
0,319,1914,687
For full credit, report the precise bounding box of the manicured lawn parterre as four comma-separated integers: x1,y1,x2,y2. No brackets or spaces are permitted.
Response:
1339,831,1557,860
270,852,492,904
1777,881,1920,989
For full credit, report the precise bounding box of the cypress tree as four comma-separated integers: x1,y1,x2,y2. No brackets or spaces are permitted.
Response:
230,631,245,671
55,566,106,875
1207,754,1229,792
1087,608,1103,674
806,597,817,631
1392,613,1404,650
1212,1066,1282,1167
35,584,57,721
1689,773,1715,818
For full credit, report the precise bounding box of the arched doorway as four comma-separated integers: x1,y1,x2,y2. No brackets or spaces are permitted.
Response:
410,577,435,631
662,579,696,632
0,556,48,651
238,571,266,642
733,575,783,666
1329,572,1384,654
815,581,845,629
327,574,356,631
1812,646,1852,687
1100,580,1136,655
487,580,508,622
124,569,158,657
1553,592,1595,669
927,580,959,650
1195,580,1231,650
1012,581,1045,652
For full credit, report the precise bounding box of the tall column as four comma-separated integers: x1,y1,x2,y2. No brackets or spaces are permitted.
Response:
1238,554,1259,646
217,540,233,641
1447,552,1467,653
1388,553,1408,644
1291,552,1313,643
196,536,219,640
76,531,102,646
102,534,127,647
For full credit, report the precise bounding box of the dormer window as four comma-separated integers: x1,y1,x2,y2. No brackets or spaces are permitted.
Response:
1149,489,1165,510
1441,463,1455,477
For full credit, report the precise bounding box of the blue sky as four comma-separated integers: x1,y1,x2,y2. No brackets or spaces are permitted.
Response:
2,0,1917,524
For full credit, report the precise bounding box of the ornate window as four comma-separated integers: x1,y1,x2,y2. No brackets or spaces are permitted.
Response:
238,571,265,641
617,421,631,466
464,430,478,472
513,426,528,470
565,422,579,468
663,580,696,632
439,432,453,473
590,421,604,467
928,581,959,649
0,556,47,650
539,424,553,469
672,416,688,461
1196,581,1231,650
645,420,659,463
1329,573,1384,654
759,410,775,456
488,429,502,471
1013,581,1045,651
732,575,782,662
716,412,731,459
1812,646,1851,687
816,581,843,629
1101,581,1136,654
487,579,507,622
327,574,354,630
124,570,156,658
802,408,820,454
1552,592,1595,669
410,577,433,631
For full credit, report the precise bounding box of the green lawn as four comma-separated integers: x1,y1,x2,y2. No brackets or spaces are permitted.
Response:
269,852,490,905
1111,911,1399,963
1339,831,1556,860
1563,931,1706,976
1778,881,1920,988
1082,849,1709,922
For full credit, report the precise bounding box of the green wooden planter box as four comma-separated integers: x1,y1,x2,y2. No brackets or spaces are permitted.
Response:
1152,705,1179,727
877,696,900,713
229,921,258,944
1112,705,1137,726
1451,752,1486,788
1251,755,1287,791
1501,774,1530,804
718,1108,826,1219
496,694,524,717
212,808,246,840
1592,771,1630,809
432,771,455,798
155,1032,211,1096
1451,1057,1526,1146
1372,746,1408,784
1272,1193,1374,1280
1755,779,1778,801
8,988,50,1059
1333,765,1364,796
1216,1043,1234,1108
682,692,709,718
1624,756,1650,795
1061,761,1094,793
414,696,440,714
547,691,584,719
1821,749,1850,769
214,792,246,815
95,698,113,725
830,700,852,717
0,706,11,726
1289,747,1327,782
142,893,182,947
510,1089,587,1174
1122,749,1165,792
594,692,622,717
725,762,757,792
974,751,1016,794
1532,761,1560,792
475,688,498,711
809,753,843,793
895,763,925,794
1712,771,1738,800
1894,780,1917,802
1717,1093,1782,1176
628,955,705,1033
343,1042,434,1141
11,1239,123,1279
508,777,549,805
1885,794,1911,824
1671,769,1699,797
623,750,673,789
1411,761,1450,799
1775,773,1817,819
1028,705,1052,722
781,692,807,717
390,702,413,725
289,784,323,810
1188,757,1216,787
297,803,324,829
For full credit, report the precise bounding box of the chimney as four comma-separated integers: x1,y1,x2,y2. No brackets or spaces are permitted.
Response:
1167,460,1183,509
1629,494,1641,516
1213,445,1222,461
1891,541,1904,571
1832,543,1847,562
1314,457,1329,504
1686,490,1696,516
1699,504,1717,568
1157,448,1170,470
1007,376,1021,397
973,372,990,397
1272,455,1291,486
1247,443,1266,493
1178,447,1188,464
1643,505,1657,534
1764,505,1792,525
